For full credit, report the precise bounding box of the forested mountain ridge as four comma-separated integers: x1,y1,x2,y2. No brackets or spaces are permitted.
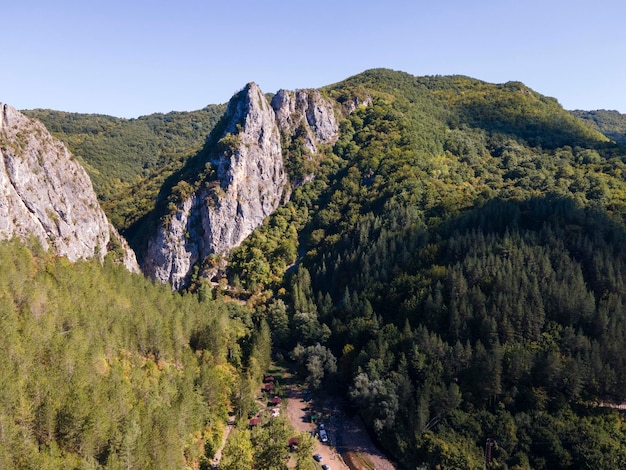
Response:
228,69,626,468
8,68,626,468
571,109,626,144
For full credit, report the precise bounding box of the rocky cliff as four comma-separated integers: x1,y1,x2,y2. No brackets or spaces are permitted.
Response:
144,84,339,289
271,88,339,153
0,103,139,271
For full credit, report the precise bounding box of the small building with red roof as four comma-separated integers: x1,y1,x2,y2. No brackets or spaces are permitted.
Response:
249,417,260,427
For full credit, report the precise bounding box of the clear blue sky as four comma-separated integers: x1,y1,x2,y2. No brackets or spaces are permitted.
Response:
3,0,625,118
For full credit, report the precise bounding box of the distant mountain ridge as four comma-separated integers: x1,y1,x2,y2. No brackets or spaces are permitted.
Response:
23,105,226,200
571,109,626,144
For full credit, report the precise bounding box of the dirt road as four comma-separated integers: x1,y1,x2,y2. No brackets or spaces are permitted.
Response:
211,415,235,469
339,414,397,470
286,385,349,469
285,382,396,470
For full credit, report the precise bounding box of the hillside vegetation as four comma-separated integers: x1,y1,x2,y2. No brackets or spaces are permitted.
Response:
24,105,226,231
0,238,274,469
12,68,626,469
228,69,626,469
572,109,626,144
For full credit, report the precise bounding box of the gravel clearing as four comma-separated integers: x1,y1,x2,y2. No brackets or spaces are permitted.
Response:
285,379,396,470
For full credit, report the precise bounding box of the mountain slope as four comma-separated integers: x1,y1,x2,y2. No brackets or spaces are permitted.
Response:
226,69,626,468
0,238,260,469
9,68,626,468
571,109,626,144
0,103,138,271
23,105,226,234
143,83,338,289
23,105,226,199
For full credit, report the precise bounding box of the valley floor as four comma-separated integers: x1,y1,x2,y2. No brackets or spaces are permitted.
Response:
285,383,349,469
282,369,397,470
211,362,397,469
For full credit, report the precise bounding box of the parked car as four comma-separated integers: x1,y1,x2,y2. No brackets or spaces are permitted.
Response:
321,465,330,470
319,429,328,443
313,453,323,462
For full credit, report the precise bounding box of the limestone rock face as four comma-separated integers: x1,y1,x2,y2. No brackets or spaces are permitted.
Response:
144,83,286,289
271,88,338,153
0,103,139,271
204,83,286,255
144,83,339,289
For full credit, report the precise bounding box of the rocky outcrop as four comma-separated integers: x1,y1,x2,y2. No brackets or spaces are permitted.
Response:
271,89,339,153
0,103,139,271
340,94,373,115
144,84,340,289
144,83,286,289
204,84,287,255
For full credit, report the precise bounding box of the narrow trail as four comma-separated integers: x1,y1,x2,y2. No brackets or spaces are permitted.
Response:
211,414,235,469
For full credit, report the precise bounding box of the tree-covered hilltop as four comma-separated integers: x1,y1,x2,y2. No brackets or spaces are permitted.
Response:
0,238,274,469
23,105,226,230
228,69,626,468
572,109,626,144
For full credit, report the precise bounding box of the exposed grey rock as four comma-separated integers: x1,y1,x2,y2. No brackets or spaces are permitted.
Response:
271,88,338,154
0,103,139,271
144,195,202,288
341,94,373,115
144,83,286,289
144,83,340,289
204,83,286,255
